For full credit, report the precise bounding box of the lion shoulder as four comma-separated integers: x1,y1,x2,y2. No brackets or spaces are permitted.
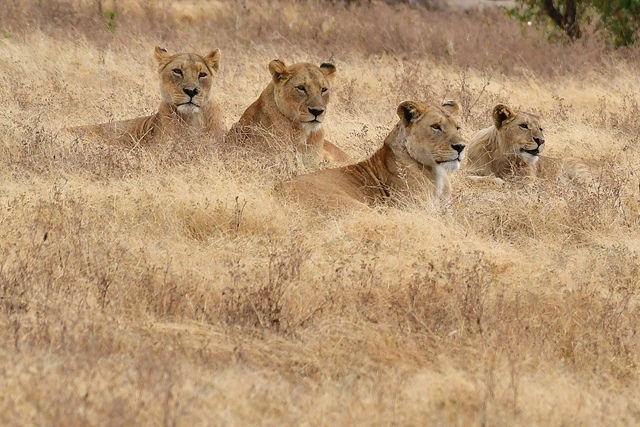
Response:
466,126,498,175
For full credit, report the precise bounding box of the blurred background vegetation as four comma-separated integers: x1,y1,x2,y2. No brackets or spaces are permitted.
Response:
508,0,640,46
334,0,640,46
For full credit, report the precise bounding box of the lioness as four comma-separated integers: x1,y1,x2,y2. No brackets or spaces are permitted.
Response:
466,103,593,182
466,104,546,178
279,100,465,208
226,59,349,166
70,46,224,145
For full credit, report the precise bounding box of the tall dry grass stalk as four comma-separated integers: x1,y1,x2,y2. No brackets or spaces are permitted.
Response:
1,0,639,425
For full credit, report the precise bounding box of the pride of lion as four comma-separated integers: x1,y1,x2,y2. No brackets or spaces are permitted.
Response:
69,46,593,209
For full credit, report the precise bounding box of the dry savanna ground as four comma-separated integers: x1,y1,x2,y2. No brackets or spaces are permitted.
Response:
1,0,640,425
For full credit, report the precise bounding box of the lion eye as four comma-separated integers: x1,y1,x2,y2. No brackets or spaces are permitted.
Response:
456,126,461,131
172,69,183,77
321,87,328,93
519,123,529,129
296,85,306,93
431,124,442,132
198,72,208,79
539,128,544,132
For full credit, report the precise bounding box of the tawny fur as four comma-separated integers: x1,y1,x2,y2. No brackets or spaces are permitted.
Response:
467,103,592,181
279,100,466,209
466,104,545,178
70,47,225,146
226,60,349,167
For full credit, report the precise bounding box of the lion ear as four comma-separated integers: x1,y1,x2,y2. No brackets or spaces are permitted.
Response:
269,59,290,84
154,46,171,67
204,49,221,73
397,101,424,127
493,104,516,129
320,62,336,80
441,100,460,116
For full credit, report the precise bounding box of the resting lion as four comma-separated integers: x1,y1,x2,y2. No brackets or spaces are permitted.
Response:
279,100,466,208
466,103,593,182
226,59,349,167
70,46,224,145
465,104,547,179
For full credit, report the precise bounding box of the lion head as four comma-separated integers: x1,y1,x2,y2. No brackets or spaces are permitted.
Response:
154,46,221,115
267,59,336,131
395,100,466,173
492,104,545,165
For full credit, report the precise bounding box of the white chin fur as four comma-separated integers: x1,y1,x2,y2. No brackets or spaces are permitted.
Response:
301,122,322,132
438,160,461,173
177,104,201,114
520,152,539,164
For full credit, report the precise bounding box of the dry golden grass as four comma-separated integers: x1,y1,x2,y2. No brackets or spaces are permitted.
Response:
1,0,640,425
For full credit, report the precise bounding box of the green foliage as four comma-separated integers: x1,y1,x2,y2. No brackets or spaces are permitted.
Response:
508,0,640,46
593,0,640,46
507,3,563,42
104,9,117,32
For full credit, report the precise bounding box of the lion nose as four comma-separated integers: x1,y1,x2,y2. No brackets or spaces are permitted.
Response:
183,88,199,98
451,144,465,154
533,136,544,145
308,108,324,117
